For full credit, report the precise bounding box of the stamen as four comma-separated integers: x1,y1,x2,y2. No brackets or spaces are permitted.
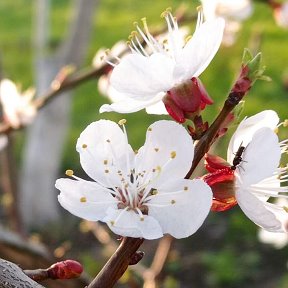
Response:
111,206,130,226
82,144,87,149
135,207,145,221
80,197,87,203
65,169,74,176
170,151,176,159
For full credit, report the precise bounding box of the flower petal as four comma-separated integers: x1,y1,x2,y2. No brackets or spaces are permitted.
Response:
236,187,288,232
148,179,212,238
103,207,163,239
110,53,175,98
227,110,279,162
236,128,281,185
56,178,117,221
99,92,165,114
174,17,225,80
76,120,134,187
145,100,168,115
135,120,193,185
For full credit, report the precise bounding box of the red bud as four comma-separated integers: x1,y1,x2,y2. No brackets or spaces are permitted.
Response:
47,260,83,279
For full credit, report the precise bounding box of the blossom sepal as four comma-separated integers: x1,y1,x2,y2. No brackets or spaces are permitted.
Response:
163,77,213,123
202,167,237,212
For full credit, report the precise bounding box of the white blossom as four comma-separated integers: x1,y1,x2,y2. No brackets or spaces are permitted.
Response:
0,79,36,128
56,120,212,239
228,110,288,232
201,0,253,46
99,10,224,114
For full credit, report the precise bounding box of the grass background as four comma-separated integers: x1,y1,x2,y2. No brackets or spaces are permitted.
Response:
0,0,288,287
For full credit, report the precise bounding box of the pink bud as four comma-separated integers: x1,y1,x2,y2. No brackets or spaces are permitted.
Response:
47,260,83,279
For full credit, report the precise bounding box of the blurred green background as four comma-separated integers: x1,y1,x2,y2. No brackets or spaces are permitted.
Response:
0,0,288,287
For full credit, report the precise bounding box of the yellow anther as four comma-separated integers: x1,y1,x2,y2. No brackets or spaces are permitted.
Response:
134,149,138,154
151,189,158,195
141,17,146,23
170,151,177,159
283,206,288,213
166,7,172,12
80,197,87,203
154,148,159,152
103,160,108,165
130,31,137,36
160,11,168,18
162,39,168,44
104,49,110,55
118,119,127,125
171,199,176,204
196,5,203,12
133,21,138,27
126,40,131,46
100,55,105,61
184,186,189,191
148,127,152,131
110,221,115,226
82,144,87,149
65,169,74,176
185,35,192,44
274,127,279,134
156,166,162,172
283,119,288,127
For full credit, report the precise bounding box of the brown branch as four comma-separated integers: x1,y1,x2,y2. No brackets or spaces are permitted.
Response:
87,237,144,288
0,258,45,288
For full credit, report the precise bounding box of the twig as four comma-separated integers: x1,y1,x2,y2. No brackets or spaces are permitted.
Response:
143,235,173,288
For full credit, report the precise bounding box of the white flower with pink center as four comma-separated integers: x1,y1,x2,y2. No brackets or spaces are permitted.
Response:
56,120,212,239
99,9,224,120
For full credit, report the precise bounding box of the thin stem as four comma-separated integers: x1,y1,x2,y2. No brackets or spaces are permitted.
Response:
87,237,144,288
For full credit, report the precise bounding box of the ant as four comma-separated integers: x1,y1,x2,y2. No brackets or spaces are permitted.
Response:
231,144,246,170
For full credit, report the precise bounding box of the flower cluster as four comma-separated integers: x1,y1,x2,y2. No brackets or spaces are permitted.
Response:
56,8,288,241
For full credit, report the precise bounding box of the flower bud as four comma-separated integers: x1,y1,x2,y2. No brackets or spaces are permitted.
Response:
47,260,83,279
163,77,213,123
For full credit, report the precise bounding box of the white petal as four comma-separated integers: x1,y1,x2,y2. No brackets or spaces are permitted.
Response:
76,120,134,187
174,17,225,80
110,53,175,98
99,92,165,114
56,178,117,221
227,110,279,162
148,179,212,238
235,128,281,185
103,207,163,239
236,187,287,232
135,121,193,185
145,100,168,115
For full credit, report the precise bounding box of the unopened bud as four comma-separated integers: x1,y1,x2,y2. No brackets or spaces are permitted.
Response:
47,260,83,279
129,251,145,265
